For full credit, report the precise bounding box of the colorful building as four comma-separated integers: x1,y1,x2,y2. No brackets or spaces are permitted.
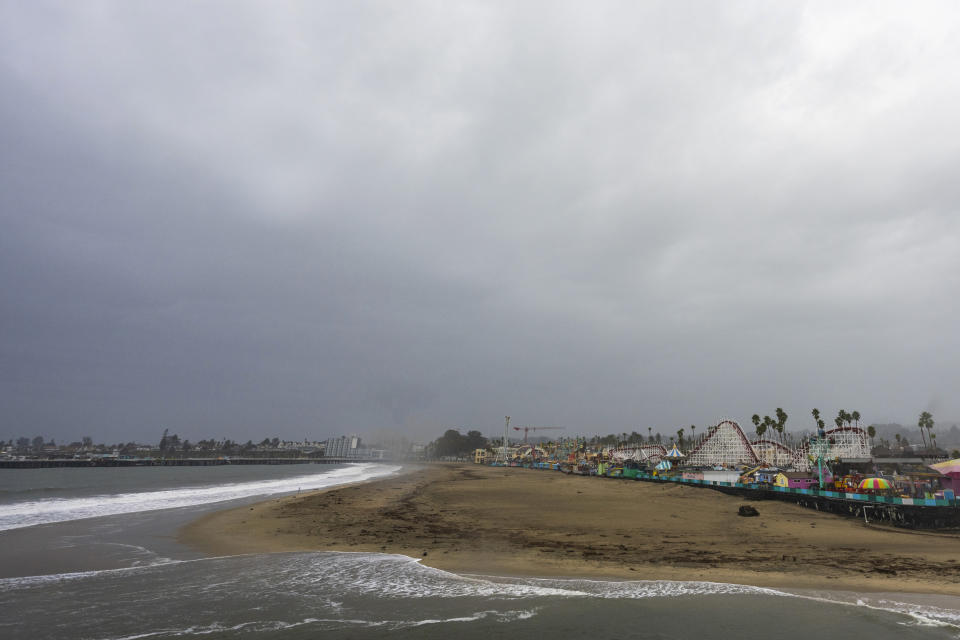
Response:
774,471,826,489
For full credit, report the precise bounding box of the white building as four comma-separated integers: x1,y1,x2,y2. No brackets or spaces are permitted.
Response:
325,435,362,457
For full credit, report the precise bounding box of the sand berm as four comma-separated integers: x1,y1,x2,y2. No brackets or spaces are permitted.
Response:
180,464,960,594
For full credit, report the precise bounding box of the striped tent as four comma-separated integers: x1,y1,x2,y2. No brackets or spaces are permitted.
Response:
664,445,685,459
655,459,672,471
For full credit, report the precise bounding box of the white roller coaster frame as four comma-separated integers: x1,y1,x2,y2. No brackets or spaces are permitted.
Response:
608,421,871,470
685,420,759,467
751,439,794,467
608,444,667,463
791,427,870,472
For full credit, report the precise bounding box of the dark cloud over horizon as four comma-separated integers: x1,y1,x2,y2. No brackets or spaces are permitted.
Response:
2,1,960,444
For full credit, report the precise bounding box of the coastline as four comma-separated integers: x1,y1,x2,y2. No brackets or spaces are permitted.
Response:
179,463,960,596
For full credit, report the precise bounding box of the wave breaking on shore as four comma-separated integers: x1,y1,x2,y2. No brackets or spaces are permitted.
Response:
0,463,400,531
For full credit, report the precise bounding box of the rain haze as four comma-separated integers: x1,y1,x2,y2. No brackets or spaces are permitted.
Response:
2,1,959,445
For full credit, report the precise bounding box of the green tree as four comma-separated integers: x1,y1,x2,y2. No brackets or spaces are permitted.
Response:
464,430,487,452
752,414,762,438
851,410,861,427
433,429,466,458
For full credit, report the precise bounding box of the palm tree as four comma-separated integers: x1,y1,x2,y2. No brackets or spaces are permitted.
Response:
866,425,876,443
752,414,762,438
775,408,788,443
677,428,685,448
762,415,775,442
812,408,820,425
918,411,932,449
690,425,696,444
851,411,861,428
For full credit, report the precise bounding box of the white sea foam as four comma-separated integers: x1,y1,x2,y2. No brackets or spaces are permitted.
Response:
0,464,400,531
783,589,960,631
261,552,788,602
9,551,960,638
289,553,960,628
101,610,540,639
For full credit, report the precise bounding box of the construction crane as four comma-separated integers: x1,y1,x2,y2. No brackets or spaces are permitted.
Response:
512,425,564,445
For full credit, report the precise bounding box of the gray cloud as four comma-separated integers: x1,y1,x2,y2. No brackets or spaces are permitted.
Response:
2,1,960,444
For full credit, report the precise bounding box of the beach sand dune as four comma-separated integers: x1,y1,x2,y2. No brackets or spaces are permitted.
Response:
180,464,960,594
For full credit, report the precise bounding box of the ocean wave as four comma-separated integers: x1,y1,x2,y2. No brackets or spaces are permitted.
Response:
7,551,960,638
0,464,400,531
99,609,541,639
283,553,960,629
782,589,960,631
278,552,787,600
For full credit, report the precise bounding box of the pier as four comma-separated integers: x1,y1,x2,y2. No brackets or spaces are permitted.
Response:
585,466,960,529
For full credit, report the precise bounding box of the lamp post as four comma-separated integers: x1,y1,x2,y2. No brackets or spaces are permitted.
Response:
502,416,510,466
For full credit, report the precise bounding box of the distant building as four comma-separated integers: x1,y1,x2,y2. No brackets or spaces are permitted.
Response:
474,448,487,464
325,435,362,458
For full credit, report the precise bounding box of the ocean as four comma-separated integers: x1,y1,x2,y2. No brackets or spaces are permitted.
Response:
2,464,959,639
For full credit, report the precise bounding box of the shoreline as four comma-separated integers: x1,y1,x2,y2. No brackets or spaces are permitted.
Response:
179,463,960,596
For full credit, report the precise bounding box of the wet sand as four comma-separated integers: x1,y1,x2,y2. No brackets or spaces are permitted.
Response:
179,464,960,594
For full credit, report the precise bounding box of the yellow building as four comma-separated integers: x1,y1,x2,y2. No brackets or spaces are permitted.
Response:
474,448,487,464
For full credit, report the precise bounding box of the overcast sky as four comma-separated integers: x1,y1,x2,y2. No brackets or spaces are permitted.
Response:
2,1,959,445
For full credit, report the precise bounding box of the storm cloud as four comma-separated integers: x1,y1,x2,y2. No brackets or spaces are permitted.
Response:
2,1,959,443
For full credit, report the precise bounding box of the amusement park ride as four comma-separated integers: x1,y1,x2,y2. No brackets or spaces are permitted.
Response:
494,418,565,464
609,419,871,470
496,417,871,473
512,425,564,444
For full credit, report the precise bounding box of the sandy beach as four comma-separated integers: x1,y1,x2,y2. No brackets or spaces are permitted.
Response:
179,464,960,595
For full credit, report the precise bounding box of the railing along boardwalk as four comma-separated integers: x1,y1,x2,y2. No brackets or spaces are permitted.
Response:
507,462,960,530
